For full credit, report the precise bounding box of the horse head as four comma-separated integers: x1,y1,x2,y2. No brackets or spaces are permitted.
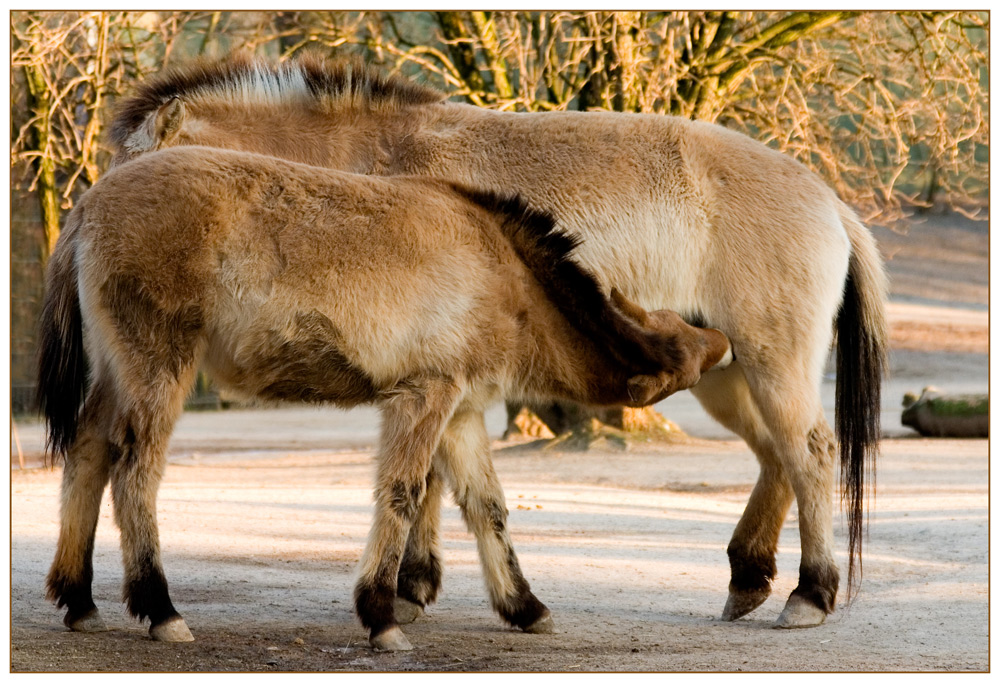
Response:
609,288,733,406
111,97,186,167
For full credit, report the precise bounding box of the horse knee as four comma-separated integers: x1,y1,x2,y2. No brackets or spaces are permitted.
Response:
807,422,837,471
386,480,427,523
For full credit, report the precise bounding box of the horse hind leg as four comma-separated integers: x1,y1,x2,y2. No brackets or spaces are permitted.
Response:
46,375,116,632
354,375,462,651
436,408,553,634
773,417,839,629
689,363,795,622
109,359,202,642
92,271,206,641
742,365,840,628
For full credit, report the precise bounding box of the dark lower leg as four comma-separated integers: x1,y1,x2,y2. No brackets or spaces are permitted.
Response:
396,468,445,608
439,410,550,631
790,563,840,614
122,551,181,625
749,378,840,624
725,465,794,610
488,534,549,630
354,376,459,646
110,424,182,630
690,368,793,619
48,533,99,627
46,423,112,628
787,421,840,614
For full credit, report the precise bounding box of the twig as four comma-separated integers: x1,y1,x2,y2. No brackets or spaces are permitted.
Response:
11,417,25,470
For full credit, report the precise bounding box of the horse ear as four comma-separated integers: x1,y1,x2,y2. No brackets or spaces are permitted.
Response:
627,374,670,406
154,98,185,144
610,288,649,326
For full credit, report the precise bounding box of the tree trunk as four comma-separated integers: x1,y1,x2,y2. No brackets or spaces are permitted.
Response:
435,11,489,96
504,401,687,450
22,35,61,266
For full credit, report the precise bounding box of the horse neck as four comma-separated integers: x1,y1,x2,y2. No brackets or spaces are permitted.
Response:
181,98,476,177
514,300,639,408
181,100,396,172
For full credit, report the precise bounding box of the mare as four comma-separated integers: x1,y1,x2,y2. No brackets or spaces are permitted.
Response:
38,146,731,650
109,54,889,628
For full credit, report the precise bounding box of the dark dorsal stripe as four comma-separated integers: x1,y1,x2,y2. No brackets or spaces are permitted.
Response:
451,186,675,374
108,54,444,152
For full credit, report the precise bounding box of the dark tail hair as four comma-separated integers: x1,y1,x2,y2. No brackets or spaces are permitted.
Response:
36,210,87,460
835,212,889,601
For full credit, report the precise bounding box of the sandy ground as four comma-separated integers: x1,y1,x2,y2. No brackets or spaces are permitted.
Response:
7,212,990,672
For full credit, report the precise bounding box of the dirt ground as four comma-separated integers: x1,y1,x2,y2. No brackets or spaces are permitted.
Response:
8,212,990,672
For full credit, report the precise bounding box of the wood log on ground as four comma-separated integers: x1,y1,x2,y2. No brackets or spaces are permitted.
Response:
901,386,988,438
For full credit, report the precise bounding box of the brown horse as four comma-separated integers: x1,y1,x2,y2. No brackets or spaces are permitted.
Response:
108,54,889,628
38,146,731,650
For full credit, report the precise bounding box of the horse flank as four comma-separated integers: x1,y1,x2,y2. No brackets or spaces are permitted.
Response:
453,187,688,377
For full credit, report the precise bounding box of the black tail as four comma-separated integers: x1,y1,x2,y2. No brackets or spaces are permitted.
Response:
36,212,87,460
835,253,888,600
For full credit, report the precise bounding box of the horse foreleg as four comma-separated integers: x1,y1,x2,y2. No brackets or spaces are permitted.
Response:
354,376,461,651
46,379,115,633
436,408,553,634
394,465,446,624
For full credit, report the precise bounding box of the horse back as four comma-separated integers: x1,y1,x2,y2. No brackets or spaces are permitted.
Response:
78,148,529,402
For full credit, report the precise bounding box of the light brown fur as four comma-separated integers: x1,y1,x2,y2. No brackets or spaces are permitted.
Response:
108,55,889,626
40,146,729,648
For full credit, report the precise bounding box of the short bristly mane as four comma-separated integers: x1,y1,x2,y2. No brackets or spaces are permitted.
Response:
109,53,445,152
451,187,681,375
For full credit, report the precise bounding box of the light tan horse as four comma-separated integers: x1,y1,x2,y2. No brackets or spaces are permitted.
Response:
109,54,889,628
38,146,731,650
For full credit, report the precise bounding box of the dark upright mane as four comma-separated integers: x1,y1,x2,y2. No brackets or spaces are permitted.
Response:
451,187,682,374
109,53,445,152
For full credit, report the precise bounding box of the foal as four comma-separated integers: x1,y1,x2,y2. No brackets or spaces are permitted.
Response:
39,146,731,650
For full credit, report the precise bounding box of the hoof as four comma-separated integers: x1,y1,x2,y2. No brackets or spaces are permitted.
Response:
371,626,413,651
149,616,195,642
65,608,107,633
522,610,555,634
393,597,425,625
774,595,827,629
721,587,771,621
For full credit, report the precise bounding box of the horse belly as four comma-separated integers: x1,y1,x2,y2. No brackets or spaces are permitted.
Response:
201,311,383,407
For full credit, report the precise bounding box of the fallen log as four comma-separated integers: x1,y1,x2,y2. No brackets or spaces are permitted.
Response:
901,386,988,438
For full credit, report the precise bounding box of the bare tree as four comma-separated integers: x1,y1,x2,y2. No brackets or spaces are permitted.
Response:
11,11,208,263
366,11,986,222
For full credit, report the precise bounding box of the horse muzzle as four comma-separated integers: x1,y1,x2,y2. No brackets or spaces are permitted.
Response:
702,329,734,373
